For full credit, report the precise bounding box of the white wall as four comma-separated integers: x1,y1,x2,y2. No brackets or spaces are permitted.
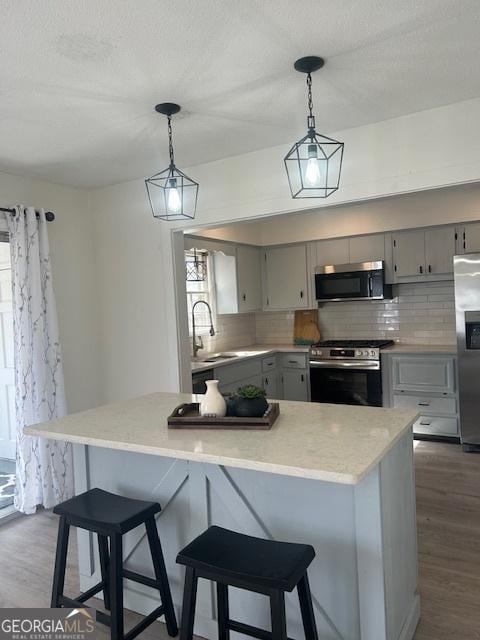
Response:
191,183,480,246
0,171,99,413
90,97,480,402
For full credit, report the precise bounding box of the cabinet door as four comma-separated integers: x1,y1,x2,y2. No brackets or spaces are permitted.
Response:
462,223,480,254
264,245,308,310
392,356,455,394
315,238,349,267
263,371,282,400
237,245,262,312
282,370,309,402
213,251,239,314
349,234,385,263
392,230,426,279
425,227,456,277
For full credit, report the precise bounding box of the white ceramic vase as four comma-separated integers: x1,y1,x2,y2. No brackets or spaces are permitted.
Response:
200,380,227,417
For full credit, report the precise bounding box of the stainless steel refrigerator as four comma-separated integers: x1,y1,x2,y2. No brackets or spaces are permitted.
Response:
454,252,480,450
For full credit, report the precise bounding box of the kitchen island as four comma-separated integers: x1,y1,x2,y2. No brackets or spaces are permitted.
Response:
26,393,420,640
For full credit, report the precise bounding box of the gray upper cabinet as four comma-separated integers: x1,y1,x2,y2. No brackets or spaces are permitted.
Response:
237,245,262,313
392,229,426,280
349,234,385,264
214,245,262,314
392,226,456,282
424,226,456,277
461,222,480,254
315,238,349,267
264,244,309,310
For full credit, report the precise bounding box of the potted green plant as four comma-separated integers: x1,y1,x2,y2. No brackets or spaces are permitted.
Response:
234,385,269,418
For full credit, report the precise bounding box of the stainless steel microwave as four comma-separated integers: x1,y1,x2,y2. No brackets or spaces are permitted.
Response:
315,261,393,302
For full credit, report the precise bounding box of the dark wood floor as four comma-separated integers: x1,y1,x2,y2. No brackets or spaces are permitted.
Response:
413,440,480,640
0,441,479,639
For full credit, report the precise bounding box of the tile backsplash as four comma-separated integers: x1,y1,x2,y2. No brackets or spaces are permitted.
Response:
255,281,456,346
192,312,257,355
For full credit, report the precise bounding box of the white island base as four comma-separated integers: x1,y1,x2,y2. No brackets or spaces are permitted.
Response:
73,434,418,640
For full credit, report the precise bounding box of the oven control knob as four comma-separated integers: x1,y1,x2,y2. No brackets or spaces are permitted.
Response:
355,350,361,357
370,350,376,357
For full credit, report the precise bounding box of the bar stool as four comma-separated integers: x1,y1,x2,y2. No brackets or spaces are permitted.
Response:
51,488,178,640
176,526,318,640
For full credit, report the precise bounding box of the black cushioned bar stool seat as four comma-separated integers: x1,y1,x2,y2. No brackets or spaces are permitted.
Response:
51,488,178,640
177,526,318,640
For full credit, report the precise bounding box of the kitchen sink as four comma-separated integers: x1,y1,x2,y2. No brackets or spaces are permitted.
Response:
200,353,238,363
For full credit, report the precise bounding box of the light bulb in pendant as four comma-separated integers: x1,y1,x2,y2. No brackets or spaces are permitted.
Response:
167,178,181,213
304,144,321,186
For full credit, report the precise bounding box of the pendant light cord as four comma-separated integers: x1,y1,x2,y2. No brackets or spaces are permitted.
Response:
167,115,175,167
306,72,316,134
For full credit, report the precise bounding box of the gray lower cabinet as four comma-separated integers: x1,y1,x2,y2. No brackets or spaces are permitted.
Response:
263,370,282,400
210,352,310,401
386,353,459,438
282,369,309,402
215,359,262,395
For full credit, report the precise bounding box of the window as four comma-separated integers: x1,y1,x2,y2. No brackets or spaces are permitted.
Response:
185,250,215,336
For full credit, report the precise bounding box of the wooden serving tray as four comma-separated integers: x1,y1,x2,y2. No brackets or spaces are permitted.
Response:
168,402,279,430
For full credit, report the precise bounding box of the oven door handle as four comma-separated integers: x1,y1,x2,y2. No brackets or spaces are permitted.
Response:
309,360,380,371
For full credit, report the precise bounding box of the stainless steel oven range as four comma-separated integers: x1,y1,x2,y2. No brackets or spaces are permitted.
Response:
310,340,394,407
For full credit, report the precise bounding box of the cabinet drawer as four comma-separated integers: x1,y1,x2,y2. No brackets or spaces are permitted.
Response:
262,355,277,372
281,353,308,369
214,359,262,386
393,394,456,415
413,416,458,437
392,356,455,394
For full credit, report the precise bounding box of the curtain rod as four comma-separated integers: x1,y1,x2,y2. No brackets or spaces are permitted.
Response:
0,207,55,221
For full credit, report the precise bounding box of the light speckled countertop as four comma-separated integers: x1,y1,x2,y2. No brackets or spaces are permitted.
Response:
381,343,457,355
25,391,418,485
191,342,457,374
191,344,310,373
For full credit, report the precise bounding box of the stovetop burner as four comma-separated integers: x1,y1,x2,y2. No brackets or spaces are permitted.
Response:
312,339,394,349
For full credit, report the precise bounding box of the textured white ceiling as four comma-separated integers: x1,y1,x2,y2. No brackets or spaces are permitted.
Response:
1,0,480,187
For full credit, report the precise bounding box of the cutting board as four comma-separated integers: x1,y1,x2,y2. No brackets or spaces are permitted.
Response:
294,310,321,345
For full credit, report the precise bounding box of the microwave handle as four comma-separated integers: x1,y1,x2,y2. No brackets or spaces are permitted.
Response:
367,274,373,297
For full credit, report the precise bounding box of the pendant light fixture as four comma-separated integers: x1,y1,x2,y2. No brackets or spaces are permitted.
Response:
145,103,199,221
284,56,344,199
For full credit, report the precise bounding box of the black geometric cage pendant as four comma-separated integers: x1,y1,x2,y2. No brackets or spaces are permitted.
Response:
145,103,199,221
284,56,344,199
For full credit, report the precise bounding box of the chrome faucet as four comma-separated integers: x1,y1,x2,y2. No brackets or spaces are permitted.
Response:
192,300,215,358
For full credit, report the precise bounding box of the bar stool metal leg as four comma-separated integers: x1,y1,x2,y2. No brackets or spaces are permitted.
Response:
269,590,287,640
145,517,178,637
297,573,318,640
179,567,198,640
51,516,70,607
216,583,230,640
109,533,124,640
98,535,111,611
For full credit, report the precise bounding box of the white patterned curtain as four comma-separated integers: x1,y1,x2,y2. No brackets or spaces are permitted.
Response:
7,206,73,514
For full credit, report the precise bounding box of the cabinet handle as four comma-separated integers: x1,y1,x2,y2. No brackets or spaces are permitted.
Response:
242,293,246,301
420,420,432,426
419,265,423,274
394,264,397,273
418,402,430,407
265,377,268,385
300,290,304,299
266,297,269,306
301,374,304,382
